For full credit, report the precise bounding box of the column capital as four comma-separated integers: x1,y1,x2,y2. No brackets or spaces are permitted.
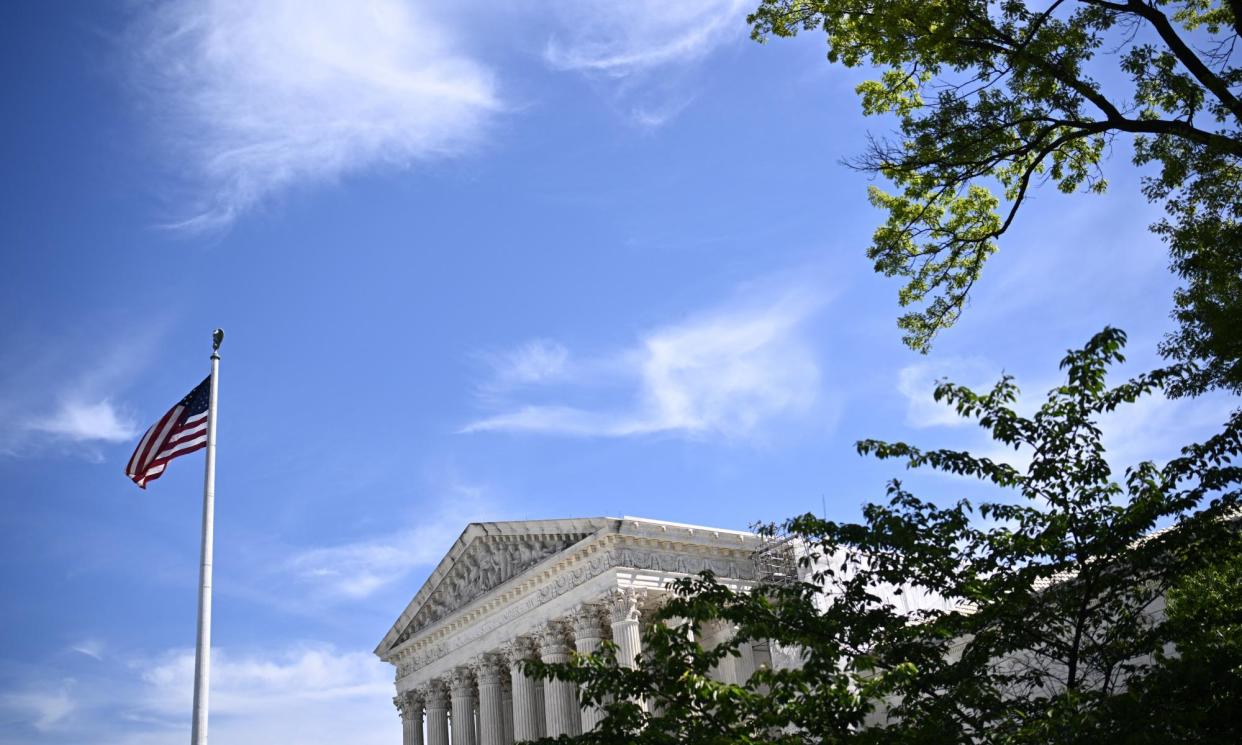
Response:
503,635,541,667
394,693,417,721
472,652,507,685
571,603,609,641
449,666,476,694
539,619,573,657
608,588,646,624
424,678,450,708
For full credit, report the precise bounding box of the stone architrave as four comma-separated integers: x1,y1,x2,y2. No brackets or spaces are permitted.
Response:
449,667,477,745
570,603,610,731
425,680,450,745
539,620,582,737
473,654,507,745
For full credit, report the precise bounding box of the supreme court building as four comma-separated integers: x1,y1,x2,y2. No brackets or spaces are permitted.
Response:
374,517,772,745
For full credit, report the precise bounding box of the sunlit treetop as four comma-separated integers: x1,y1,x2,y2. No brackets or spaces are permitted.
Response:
749,0,1242,396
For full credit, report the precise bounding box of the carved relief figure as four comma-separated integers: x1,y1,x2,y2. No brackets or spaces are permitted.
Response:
396,532,591,644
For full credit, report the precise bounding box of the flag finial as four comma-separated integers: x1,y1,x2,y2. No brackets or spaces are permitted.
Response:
212,328,224,353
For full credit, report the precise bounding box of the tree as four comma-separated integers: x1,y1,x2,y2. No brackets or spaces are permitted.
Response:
745,0,1242,396
528,329,1242,743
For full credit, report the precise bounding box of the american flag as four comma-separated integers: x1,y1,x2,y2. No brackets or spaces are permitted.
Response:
126,376,212,489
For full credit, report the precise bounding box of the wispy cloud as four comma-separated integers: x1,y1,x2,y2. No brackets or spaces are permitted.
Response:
1098,391,1232,471
0,680,76,733
130,0,501,230
464,290,825,439
282,481,496,599
896,357,1001,429
543,0,748,77
477,338,571,392
26,400,137,444
0,330,161,459
123,644,395,745
541,0,748,127
0,643,394,745
69,639,106,662
897,355,1233,479
136,645,390,719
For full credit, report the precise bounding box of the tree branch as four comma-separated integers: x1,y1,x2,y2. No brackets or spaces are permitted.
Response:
1125,0,1242,124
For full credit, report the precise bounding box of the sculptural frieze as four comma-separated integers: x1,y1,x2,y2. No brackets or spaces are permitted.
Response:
395,532,593,645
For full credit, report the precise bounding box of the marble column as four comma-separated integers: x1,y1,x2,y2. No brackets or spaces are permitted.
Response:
505,637,543,743
709,622,740,685
736,638,757,684
474,654,507,745
395,691,424,745
501,677,514,745
425,680,450,745
540,620,582,737
571,603,609,731
450,667,477,745
704,623,755,685
533,682,546,738
608,588,645,669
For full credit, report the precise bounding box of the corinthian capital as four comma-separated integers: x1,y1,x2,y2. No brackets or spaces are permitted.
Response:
571,602,609,640
450,665,476,694
502,635,541,668
393,690,423,721
608,587,645,624
472,652,507,685
538,619,573,655
424,678,449,708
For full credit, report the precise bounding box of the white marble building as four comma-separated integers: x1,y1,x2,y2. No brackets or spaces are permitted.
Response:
375,516,767,745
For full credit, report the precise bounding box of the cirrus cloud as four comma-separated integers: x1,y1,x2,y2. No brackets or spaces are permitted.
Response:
130,0,501,231
543,0,749,77
463,289,826,440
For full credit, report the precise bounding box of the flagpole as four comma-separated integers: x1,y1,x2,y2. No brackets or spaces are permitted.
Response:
191,329,223,745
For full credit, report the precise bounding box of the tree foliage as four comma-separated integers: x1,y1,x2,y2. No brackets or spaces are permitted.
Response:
529,329,1242,743
746,0,1242,396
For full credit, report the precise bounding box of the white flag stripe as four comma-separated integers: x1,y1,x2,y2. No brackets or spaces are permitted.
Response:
152,434,209,463
166,420,208,445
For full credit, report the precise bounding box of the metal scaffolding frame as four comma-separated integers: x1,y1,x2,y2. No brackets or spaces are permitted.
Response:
752,528,799,587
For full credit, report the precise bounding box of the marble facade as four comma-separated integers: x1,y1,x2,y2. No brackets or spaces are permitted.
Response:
375,517,764,744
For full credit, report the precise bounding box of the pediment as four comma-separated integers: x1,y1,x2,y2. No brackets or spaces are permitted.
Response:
376,518,613,656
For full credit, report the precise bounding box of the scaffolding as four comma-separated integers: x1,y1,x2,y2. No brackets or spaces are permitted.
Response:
752,528,799,587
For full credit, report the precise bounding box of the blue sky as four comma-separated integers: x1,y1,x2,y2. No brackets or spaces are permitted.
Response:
0,2,1234,743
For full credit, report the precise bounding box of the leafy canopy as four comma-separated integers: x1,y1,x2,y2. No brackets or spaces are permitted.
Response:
529,329,1242,744
747,0,1242,396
